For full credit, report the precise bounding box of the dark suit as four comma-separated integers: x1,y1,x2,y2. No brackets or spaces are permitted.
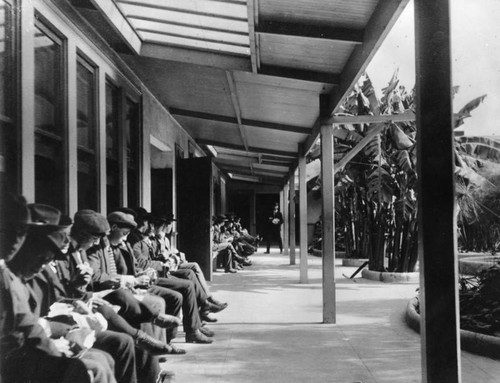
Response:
0,260,105,383
266,209,283,253
28,265,138,383
126,235,202,334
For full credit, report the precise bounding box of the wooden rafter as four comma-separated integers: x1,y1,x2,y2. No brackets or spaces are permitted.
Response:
170,108,311,134
256,20,364,44
225,71,249,151
196,138,298,158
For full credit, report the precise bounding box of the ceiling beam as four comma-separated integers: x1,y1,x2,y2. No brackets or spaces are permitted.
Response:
196,139,298,158
322,111,415,125
246,0,259,72
220,164,287,176
326,0,410,115
256,20,364,44
259,65,340,84
171,108,311,134
140,43,252,71
225,71,249,151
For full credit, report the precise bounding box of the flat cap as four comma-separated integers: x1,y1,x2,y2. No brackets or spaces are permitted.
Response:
73,209,110,235
107,211,137,229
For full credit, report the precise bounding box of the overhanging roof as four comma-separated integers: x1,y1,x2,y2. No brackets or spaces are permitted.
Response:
69,0,410,186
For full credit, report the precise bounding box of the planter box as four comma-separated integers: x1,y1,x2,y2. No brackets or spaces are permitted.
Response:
459,255,500,275
362,269,419,283
406,297,500,359
342,258,368,267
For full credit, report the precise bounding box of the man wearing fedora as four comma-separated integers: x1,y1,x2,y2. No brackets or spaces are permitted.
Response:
127,208,214,343
1,198,116,383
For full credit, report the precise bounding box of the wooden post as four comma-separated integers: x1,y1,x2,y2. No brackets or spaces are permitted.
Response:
321,124,336,323
299,145,309,283
289,170,296,265
415,1,461,382
283,181,290,255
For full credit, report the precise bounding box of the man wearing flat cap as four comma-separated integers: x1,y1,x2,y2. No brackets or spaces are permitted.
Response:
2,199,116,383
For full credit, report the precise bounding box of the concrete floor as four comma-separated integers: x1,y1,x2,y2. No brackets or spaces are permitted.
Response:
162,250,500,383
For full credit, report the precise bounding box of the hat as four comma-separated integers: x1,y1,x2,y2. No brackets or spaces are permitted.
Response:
73,210,110,236
115,207,138,219
27,204,68,228
134,207,152,221
213,215,228,224
26,204,70,251
164,213,176,222
107,211,137,229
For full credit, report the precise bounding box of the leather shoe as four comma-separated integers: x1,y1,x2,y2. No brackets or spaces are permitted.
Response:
185,329,213,344
167,343,186,355
157,369,175,383
199,326,214,337
264,251,270,254
208,296,228,308
135,330,172,355
204,300,226,314
152,313,181,329
225,268,237,273
201,311,218,322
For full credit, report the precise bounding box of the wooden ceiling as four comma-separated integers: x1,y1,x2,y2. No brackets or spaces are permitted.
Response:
70,0,409,186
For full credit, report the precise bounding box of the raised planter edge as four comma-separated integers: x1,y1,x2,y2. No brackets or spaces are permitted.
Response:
406,297,500,359
362,269,419,283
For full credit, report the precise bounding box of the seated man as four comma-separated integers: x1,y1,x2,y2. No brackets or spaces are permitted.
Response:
1,199,117,383
112,210,213,344
14,203,175,383
212,215,243,273
152,214,227,322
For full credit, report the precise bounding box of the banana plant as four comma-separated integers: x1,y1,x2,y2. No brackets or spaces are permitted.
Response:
311,71,487,272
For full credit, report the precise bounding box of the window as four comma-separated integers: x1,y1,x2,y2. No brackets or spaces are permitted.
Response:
77,55,98,210
125,98,140,207
106,81,121,211
34,19,66,212
0,0,18,255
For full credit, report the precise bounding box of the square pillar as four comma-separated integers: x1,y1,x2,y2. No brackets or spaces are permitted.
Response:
283,182,290,255
321,124,336,323
299,145,308,283
415,1,461,381
289,170,296,265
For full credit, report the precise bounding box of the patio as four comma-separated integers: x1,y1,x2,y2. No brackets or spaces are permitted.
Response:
165,251,500,382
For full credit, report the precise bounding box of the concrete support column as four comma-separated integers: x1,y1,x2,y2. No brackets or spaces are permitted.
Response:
321,124,335,323
283,182,290,255
299,145,308,283
415,1,461,382
289,170,296,265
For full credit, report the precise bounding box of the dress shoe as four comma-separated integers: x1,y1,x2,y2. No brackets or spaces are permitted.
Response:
167,343,186,355
185,329,213,344
208,296,228,308
157,369,175,383
225,268,237,273
199,326,215,337
264,251,270,254
152,313,181,329
204,300,226,314
241,259,252,266
135,330,172,355
201,311,218,322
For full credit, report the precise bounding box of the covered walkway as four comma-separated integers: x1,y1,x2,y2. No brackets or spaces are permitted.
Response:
165,252,500,382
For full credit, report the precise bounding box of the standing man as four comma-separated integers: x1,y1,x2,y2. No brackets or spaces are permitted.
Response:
265,203,283,254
